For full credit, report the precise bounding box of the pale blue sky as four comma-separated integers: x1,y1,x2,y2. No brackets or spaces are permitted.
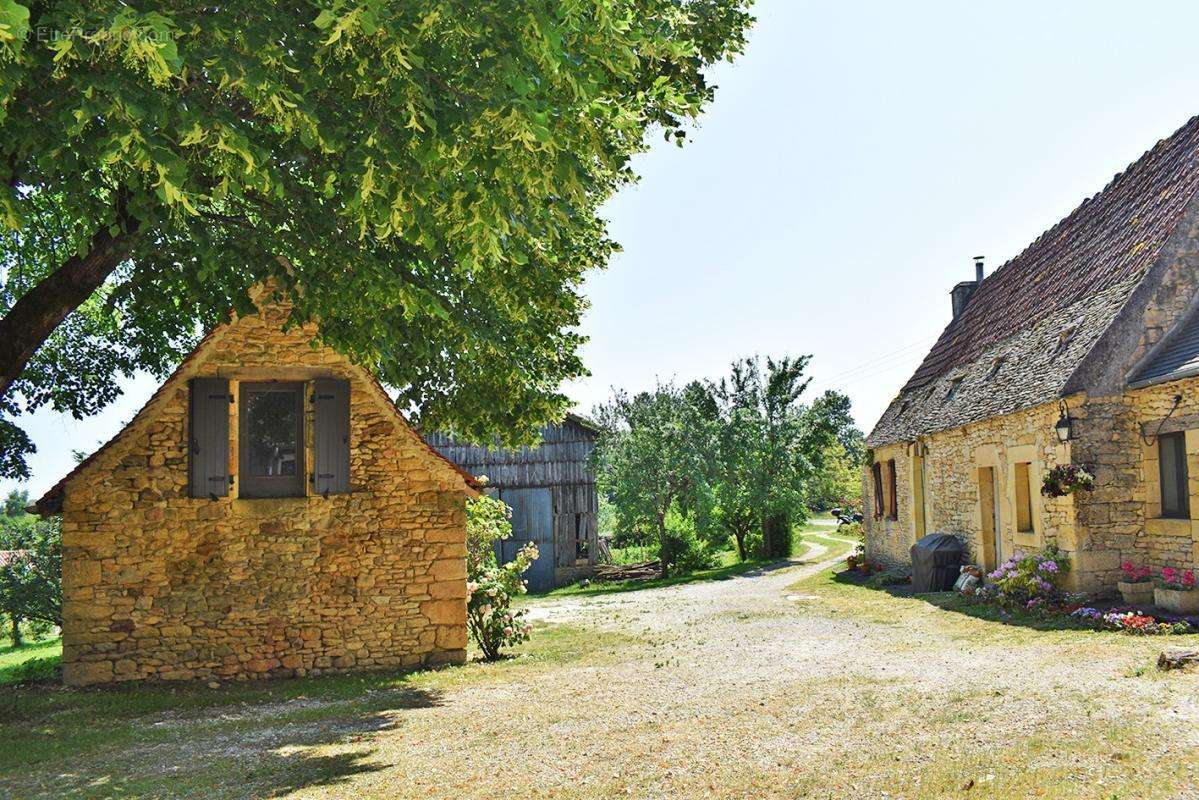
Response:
8,0,1199,500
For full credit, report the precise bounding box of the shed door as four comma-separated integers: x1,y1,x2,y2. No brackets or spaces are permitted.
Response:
497,488,554,592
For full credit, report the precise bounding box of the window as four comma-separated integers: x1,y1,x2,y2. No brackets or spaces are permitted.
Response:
886,459,898,520
945,378,963,402
189,377,351,500
1159,432,1190,519
871,462,884,519
1014,462,1034,533
239,382,305,497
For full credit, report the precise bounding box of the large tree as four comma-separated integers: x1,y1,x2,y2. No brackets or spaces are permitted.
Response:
0,0,753,477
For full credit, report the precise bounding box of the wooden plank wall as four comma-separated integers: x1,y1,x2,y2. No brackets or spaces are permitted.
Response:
425,417,599,579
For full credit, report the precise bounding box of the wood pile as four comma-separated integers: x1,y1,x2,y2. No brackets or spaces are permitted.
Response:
595,560,661,582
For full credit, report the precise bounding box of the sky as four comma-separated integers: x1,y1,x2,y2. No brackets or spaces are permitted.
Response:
8,0,1199,500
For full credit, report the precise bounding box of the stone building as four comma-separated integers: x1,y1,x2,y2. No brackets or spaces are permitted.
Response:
863,114,1199,594
32,287,479,686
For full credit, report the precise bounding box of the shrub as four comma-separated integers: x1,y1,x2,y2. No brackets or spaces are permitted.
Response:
465,492,535,661
977,546,1070,611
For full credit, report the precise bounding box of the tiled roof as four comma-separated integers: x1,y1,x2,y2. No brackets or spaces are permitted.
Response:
1131,306,1199,387
870,114,1199,446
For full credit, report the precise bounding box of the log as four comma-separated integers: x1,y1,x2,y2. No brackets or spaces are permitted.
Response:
594,560,661,582
1157,647,1199,671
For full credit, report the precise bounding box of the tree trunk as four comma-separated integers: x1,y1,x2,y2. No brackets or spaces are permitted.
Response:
9,615,21,648
656,512,668,578
733,530,746,561
0,216,137,400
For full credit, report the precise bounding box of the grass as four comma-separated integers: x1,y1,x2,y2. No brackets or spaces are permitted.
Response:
0,635,61,685
0,622,638,799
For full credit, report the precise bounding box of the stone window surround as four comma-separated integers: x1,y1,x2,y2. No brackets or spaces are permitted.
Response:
1142,427,1199,537
973,443,1044,558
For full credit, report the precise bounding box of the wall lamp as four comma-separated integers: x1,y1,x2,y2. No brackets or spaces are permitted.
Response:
1054,400,1073,443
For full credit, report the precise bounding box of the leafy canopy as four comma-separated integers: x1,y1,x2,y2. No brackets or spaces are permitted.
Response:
0,0,753,476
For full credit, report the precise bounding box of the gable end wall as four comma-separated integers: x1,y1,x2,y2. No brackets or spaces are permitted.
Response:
59,302,468,686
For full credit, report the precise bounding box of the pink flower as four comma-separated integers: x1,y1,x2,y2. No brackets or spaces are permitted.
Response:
1184,570,1196,588
1163,567,1178,583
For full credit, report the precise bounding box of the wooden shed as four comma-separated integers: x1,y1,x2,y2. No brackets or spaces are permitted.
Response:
426,414,599,591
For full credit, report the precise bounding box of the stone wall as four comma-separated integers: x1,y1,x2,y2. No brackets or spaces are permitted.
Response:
863,399,1096,588
58,299,471,686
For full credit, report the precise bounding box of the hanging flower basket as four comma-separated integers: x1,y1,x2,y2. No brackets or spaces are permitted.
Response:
1040,464,1094,499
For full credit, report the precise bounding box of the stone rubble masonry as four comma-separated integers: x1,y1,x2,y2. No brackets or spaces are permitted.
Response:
58,295,472,687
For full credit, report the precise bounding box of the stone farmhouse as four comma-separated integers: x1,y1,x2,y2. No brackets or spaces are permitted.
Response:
31,287,479,686
863,114,1199,594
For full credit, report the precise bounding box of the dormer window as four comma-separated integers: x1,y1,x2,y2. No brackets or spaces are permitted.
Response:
945,377,964,402
987,356,1006,379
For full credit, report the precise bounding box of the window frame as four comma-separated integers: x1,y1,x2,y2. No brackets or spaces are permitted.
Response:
1158,431,1190,520
238,381,306,499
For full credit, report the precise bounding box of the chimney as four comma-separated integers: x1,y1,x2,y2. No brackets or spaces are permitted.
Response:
950,256,984,320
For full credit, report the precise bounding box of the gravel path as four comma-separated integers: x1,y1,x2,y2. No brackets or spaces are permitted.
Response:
329,536,1199,800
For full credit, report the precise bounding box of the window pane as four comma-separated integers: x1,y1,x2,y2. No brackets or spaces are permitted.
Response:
1160,433,1188,518
245,389,300,477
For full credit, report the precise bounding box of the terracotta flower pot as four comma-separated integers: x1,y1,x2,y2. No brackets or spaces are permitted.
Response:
1154,586,1199,614
1118,580,1155,607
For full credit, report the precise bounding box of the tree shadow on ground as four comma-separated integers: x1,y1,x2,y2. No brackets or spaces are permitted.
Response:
540,557,803,599
1,674,447,799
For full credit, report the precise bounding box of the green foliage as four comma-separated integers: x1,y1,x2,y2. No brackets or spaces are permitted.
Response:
808,441,862,511
3,488,27,515
0,0,755,477
976,546,1070,612
708,356,825,560
465,492,534,661
0,516,62,628
591,382,716,577
659,505,717,573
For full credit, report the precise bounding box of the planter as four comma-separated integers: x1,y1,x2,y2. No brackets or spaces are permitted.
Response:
1118,580,1156,607
1154,586,1199,615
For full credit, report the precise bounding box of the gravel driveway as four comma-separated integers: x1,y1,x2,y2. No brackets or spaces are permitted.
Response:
285,539,1199,799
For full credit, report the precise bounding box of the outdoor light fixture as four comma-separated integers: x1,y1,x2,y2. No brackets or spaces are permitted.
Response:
1054,400,1073,443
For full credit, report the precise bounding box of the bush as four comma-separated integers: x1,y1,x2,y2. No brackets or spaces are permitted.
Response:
976,546,1070,612
465,493,535,661
659,506,717,574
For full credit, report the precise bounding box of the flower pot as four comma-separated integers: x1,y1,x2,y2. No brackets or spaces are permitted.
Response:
1154,586,1199,614
1118,580,1155,607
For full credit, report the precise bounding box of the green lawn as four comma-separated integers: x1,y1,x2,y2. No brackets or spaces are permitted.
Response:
0,635,61,685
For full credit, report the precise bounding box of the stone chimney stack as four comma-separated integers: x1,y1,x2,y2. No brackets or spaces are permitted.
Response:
950,256,984,320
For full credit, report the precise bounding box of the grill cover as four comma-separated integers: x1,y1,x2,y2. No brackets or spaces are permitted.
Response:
910,533,965,592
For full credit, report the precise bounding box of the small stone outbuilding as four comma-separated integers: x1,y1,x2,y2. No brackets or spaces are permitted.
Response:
864,114,1199,595
32,288,479,686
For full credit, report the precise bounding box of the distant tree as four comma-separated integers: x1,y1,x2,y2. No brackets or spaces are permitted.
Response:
0,1,754,478
709,356,818,559
3,488,28,516
801,390,864,510
591,384,715,577
0,517,62,646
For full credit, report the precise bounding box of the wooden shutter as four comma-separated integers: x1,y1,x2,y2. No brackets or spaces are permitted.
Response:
189,378,230,499
886,459,898,520
312,378,350,495
871,462,884,519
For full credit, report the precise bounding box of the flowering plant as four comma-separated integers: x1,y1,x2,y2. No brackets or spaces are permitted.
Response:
1120,562,1152,583
1040,464,1094,499
1071,606,1192,635
1158,567,1197,591
466,492,538,661
984,546,1070,611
